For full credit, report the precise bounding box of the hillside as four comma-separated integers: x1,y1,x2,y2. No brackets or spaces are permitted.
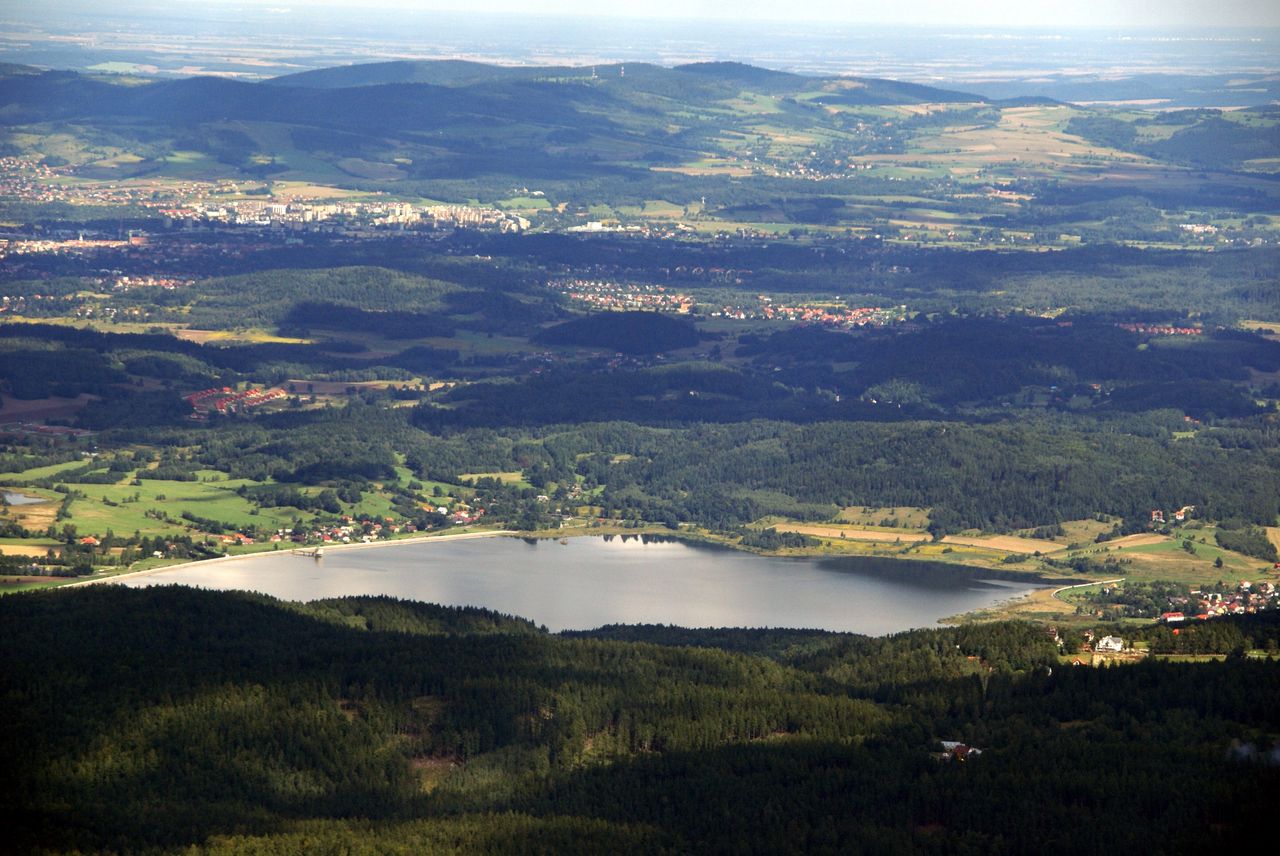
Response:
0,59,1275,233
268,58,980,103
266,59,540,88
5,586,1278,853
0,61,990,188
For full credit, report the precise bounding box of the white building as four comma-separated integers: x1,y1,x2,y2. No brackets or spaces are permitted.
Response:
1095,636,1124,653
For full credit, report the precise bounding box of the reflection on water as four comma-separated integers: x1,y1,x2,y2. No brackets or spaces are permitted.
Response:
120,535,1049,635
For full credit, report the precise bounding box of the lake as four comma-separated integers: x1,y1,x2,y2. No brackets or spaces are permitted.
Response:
2,491,46,506
118,534,1051,634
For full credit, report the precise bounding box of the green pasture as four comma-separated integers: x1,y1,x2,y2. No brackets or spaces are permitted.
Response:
58,477,301,535
1,460,88,483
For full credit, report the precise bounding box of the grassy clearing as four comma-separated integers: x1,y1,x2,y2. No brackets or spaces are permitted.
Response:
1039,517,1117,547
59,477,301,536
834,505,931,529
285,379,424,395
1242,320,1280,337
175,329,313,345
1,460,89,483
270,181,377,200
639,199,686,218
1079,533,1272,585
9,465,452,545
652,162,754,177
459,472,528,487
1266,527,1280,554
496,196,551,210
772,523,929,543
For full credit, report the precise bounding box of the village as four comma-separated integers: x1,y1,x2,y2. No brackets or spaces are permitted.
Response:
1108,579,1280,623
548,278,696,313
184,386,288,417
209,501,487,551
543,276,908,329
1059,579,1280,665
281,506,484,544
710,295,907,328
1117,322,1204,336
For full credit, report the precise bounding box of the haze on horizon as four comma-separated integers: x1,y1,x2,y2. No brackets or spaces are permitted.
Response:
13,0,1280,29
8,0,1280,85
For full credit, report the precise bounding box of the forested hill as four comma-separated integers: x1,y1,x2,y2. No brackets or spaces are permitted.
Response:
533,310,700,353
0,62,983,130
266,59,982,104
4,586,1278,853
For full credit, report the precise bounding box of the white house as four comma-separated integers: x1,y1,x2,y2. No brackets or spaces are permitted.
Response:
1095,636,1124,653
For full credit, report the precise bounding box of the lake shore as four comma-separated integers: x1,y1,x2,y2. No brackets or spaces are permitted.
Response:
98,532,1053,635
64,528,518,589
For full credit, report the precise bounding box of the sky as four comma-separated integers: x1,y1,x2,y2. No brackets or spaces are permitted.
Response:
217,0,1280,28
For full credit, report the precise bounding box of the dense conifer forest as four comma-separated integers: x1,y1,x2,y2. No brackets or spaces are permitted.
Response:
4,587,1279,854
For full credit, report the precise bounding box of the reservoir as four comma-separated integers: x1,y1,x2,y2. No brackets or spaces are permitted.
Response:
2,490,46,506
119,534,1049,634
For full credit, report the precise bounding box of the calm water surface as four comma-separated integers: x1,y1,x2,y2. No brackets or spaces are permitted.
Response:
2,490,45,506
120,535,1048,634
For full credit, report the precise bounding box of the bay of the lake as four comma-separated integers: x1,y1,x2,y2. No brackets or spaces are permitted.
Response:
119,535,1049,634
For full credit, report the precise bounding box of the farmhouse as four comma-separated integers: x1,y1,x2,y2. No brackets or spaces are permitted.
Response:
1095,636,1125,653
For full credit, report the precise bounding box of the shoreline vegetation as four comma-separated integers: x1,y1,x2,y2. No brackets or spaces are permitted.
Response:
16,521,1275,643
7,501,1270,628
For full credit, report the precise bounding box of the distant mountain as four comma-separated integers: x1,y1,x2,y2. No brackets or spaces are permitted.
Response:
990,95,1065,108
958,73,1280,109
271,60,701,90
0,61,987,152
0,62,40,79
0,70,601,132
0,61,1005,184
267,58,983,104
267,59,541,89
673,61,808,91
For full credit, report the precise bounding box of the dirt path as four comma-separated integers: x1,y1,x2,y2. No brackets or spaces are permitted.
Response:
1052,578,1125,602
1104,533,1169,549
